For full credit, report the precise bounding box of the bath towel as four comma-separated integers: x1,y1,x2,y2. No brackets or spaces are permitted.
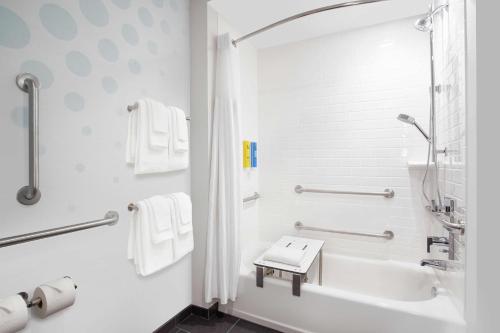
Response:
263,245,305,267
170,106,189,152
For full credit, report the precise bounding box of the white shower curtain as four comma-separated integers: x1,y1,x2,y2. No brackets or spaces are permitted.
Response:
204,33,242,304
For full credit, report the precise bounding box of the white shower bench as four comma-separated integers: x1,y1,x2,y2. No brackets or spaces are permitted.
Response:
253,236,324,297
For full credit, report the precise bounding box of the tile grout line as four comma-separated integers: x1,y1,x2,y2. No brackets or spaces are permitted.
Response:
226,318,240,333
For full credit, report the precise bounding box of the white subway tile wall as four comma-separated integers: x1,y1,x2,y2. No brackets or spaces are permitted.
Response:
257,18,435,263
433,0,467,315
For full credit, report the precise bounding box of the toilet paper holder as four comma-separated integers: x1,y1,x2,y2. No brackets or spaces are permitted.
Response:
18,276,77,308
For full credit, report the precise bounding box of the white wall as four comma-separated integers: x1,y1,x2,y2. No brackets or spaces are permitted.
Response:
0,1,191,332
257,18,434,263
432,0,467,315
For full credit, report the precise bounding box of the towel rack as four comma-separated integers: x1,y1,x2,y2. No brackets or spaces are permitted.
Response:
127,103,191,121
16,73,41,205
295,221,394,240
295,185,395,198
0,211,119,248
128,192,261,211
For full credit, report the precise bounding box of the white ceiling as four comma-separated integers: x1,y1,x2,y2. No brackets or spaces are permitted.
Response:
209,0,430,49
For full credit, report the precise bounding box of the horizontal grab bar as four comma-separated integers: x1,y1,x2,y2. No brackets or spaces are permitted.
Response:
295,185,394,198
0,211,119,248
294,221,394,240
243,192,260,203
127,103,191,121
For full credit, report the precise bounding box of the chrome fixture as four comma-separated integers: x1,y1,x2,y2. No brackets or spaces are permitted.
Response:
232,0,389,46
127,103,191,121
420,259,447,271
427,235,456,260
295,185,394,198
16,73,41,205
295,221,394,240
396,114,431,142
414,4,449,32
408,3,449,211
128,193,260,211
0,211,119,248
243,192,260,203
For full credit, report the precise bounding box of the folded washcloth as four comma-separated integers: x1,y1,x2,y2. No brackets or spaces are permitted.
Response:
170,106,189,152
146,195,175,244
263,245,306,267
170,192,192,234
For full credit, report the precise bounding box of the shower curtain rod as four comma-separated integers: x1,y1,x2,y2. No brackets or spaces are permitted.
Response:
232,0,390,46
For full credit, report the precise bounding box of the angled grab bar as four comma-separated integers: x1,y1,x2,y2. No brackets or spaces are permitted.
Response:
243,192,260,203
295,185,394,198
295,221,394,240
0,211,119,248
16,73,41,205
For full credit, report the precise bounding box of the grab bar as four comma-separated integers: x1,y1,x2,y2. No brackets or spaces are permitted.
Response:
295,185,395,198
16,73,41,205
0,211,119,248
127,103,191,121
243,192,260,203
294,221,394,240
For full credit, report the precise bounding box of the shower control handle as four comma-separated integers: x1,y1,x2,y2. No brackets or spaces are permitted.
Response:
427,236,449,253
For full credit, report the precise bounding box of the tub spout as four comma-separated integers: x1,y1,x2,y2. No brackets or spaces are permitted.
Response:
420,259,447,271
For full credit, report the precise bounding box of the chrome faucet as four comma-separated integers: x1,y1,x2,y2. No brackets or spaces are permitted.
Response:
421,259,447,271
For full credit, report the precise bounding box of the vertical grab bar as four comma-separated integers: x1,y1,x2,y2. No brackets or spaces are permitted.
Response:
16,73,41,205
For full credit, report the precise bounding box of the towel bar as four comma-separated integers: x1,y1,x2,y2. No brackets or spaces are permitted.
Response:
128,193,260,211
0,211,119,248
127,103,191,121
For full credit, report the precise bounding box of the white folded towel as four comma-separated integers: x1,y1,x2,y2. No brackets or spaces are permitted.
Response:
128,200,175,276
146,99,169,149
263,245,306,267
126,107,138,164
146,195,175,244
128,193,194,276
170,192,192,234
132,100,170,174
170,106,189,152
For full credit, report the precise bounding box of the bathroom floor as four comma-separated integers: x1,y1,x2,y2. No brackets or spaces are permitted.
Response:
170,313,282,333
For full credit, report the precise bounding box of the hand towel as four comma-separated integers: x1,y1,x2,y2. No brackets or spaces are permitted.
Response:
126,107,138,164
170,106,189,152
263,245,305,267
146,195,175,244
133,100,170,174
128,200,175,276
146,99,169,149
170,192,192,234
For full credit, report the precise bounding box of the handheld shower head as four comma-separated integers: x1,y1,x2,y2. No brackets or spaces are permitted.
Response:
397,114,431,142
414,17,432,32
397,114,415,125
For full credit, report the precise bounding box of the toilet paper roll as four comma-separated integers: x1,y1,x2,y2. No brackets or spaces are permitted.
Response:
0,295,29,333
32,277,76,319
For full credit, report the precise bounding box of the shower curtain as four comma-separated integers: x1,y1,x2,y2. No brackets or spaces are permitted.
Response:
204,33,242,304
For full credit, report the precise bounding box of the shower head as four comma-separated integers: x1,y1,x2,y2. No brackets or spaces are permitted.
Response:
397,114,415,125
414,17,432,32
397,114,431,142
414,3,448,32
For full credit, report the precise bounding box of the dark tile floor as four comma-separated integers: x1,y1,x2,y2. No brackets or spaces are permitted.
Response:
170,313,282,333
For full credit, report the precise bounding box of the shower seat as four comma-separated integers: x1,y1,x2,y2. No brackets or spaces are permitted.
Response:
253,236,324,297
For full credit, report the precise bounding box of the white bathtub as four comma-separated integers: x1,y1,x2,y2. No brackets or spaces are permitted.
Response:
221,247,465,333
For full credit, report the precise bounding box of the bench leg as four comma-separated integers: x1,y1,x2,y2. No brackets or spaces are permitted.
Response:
256,266,264,288
292,274,301,297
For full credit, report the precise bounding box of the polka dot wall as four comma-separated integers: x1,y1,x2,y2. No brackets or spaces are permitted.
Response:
1,2,190,330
